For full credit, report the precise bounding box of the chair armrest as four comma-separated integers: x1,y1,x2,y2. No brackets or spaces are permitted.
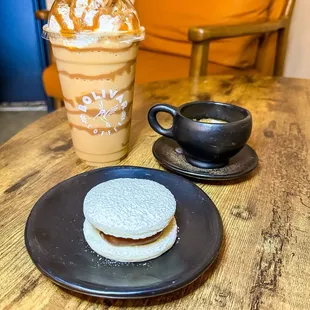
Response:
188,19,288,42
35,10,49,21
188,18,289,77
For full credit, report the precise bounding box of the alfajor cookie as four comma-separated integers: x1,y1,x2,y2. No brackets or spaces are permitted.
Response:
83,178,177,262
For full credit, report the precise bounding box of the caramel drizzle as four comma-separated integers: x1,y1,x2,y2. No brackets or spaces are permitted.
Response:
63,80,134,108
50,0,139,34
52,2,72,34
52,43,136,53
51,0,102,34
58,59,135,81
66,101,133,117
64,97,75,107
75,80,134,103
69,119,130,135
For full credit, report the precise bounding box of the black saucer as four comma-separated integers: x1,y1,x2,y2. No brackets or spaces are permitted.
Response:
153,137,258,181
25,166,223,299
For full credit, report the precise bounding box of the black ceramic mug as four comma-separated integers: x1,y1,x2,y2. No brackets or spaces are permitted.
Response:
148,101,252,168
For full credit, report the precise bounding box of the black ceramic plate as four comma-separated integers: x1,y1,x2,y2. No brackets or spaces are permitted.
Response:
25,166,223,299
153,137,258,181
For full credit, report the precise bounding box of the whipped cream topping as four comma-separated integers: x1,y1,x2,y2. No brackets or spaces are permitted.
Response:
47,0,140,33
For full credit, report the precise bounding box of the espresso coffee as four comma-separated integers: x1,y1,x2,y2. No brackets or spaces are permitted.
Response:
43,0,144,166
193,118,228,124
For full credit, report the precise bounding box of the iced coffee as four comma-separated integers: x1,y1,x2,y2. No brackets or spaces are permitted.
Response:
43,0,144,166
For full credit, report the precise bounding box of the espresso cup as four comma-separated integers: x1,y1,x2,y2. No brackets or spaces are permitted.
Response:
148,101,252,168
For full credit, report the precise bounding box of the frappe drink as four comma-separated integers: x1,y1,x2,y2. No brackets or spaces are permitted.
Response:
43,0,144,166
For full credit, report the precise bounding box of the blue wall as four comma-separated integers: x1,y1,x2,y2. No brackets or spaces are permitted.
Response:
0,0,48,102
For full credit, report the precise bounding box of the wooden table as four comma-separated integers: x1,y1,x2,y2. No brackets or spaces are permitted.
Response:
1,76,310,310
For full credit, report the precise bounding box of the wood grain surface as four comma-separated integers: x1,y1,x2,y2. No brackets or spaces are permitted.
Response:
0,76,310,310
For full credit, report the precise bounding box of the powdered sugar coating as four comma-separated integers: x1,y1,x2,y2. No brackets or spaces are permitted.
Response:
83,178,176,239
83,217,177,262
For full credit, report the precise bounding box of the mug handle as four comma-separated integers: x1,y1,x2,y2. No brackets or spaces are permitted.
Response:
148,104,178,139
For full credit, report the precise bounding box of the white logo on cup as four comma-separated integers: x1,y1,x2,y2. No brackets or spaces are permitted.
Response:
77,89,128,135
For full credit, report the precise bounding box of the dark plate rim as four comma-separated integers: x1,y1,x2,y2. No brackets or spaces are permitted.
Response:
152,138,258,181
24,166,223,299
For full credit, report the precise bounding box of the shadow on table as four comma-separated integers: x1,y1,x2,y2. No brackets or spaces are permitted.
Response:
59,234,227,307
188,165,261,186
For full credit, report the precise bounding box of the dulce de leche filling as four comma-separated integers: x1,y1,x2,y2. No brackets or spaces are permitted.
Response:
99,230,163,246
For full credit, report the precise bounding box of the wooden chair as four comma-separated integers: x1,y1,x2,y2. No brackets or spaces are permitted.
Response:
188,0,295,78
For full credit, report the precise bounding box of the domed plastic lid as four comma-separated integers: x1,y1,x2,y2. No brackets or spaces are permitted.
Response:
43,0,144,41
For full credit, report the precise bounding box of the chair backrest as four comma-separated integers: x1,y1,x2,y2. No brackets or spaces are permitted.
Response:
256,0,295,75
